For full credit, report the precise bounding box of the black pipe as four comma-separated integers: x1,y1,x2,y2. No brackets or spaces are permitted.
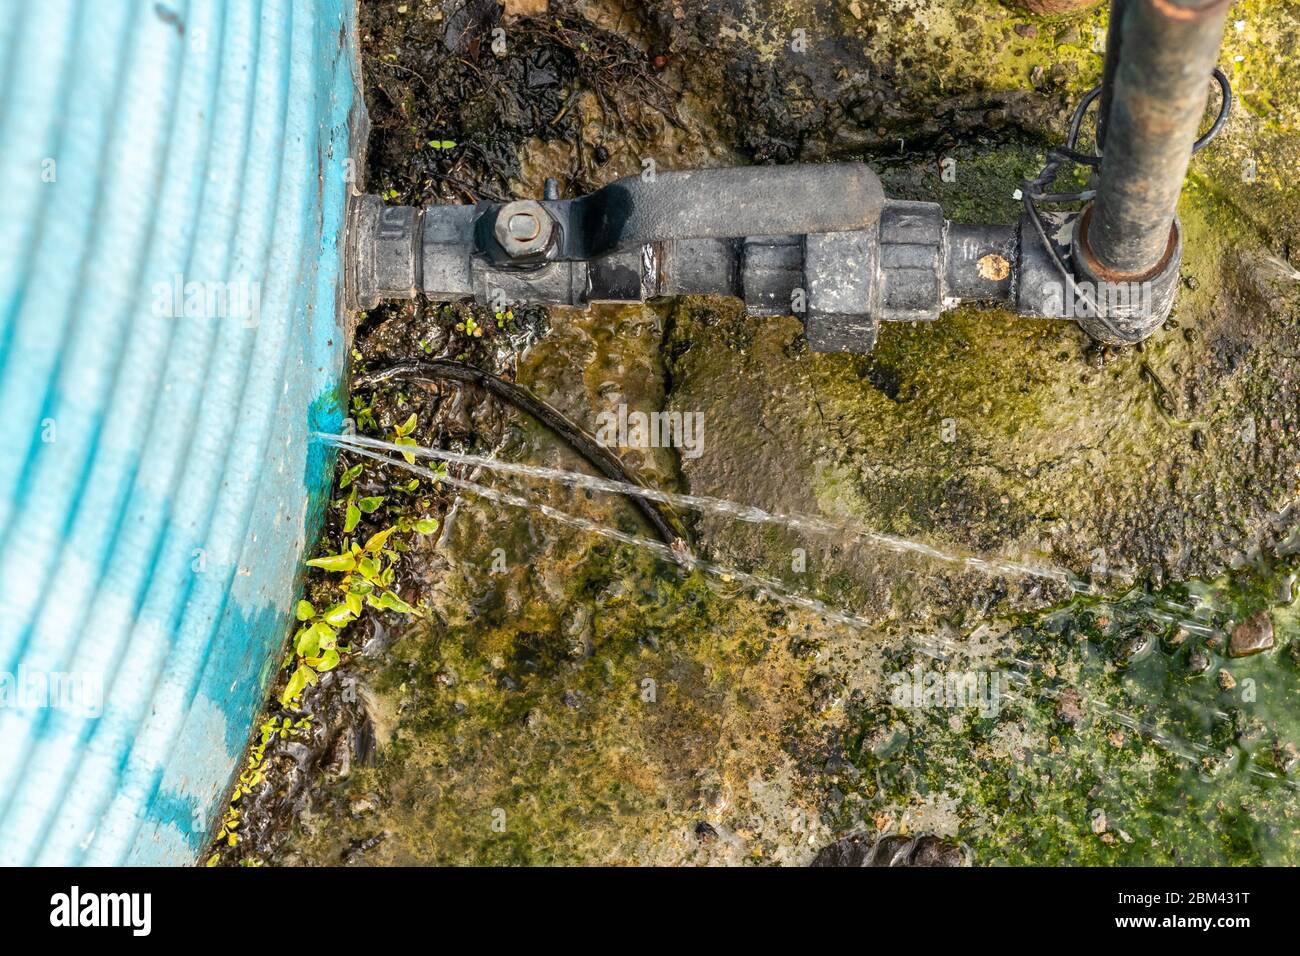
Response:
1086,0,1231,277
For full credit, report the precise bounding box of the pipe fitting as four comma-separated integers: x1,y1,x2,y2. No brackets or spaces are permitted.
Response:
1070,203,1182,344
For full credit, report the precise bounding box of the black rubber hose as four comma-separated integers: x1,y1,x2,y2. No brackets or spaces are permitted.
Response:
355,359,684,545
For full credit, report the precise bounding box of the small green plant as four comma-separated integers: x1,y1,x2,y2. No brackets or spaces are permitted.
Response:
392,412,419,463
214,399,444,860
351,395,377,431
427,138,457,150
209,714,311,858
283,525,420,708
342,485,386,534
456,314,483,338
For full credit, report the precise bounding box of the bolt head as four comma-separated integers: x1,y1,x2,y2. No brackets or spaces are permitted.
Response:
508,212,540,241
494,200,553,257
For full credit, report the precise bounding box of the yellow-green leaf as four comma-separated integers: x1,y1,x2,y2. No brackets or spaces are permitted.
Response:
374,589,417,615
280,664,311,707
296,621,334,658
306,552,356,572
339,463,363,490
394,435,417,464
310,648,341,672
321,603,355,627
363,526,398,555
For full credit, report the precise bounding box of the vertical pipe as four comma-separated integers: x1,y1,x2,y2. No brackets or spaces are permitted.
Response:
1087,0,1230,277
1095,0,1128,152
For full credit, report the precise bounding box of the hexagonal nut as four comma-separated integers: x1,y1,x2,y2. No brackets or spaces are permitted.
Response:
494,200,554,258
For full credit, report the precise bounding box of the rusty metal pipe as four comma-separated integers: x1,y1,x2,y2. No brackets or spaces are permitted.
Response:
1086,0,1230,277
1095,0,1128,152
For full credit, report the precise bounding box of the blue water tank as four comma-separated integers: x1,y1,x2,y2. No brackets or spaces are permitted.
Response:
0,0,363,864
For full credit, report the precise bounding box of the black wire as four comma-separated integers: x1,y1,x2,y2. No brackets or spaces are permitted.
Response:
1019,67,1233,342
1193,68,1234,154
356,359,685,545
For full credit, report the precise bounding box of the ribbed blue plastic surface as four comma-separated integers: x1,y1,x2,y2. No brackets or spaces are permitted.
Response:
0,0,360,864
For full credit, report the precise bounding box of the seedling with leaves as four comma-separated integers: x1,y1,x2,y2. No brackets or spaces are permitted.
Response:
456,314,483,338
392,411,419,464
351,395,378,432
283,525,419,707
211,715,311,854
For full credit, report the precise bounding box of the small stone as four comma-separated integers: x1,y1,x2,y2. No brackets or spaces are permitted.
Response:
562,689,585,709
908,835,964,867
1269,740,1299,776
694,821,718,844
503,0,548,15
1188,648,1211,675
1019,0,1096,12
1113,631,1152,666
349,793,378,817
1055,25,1081,46
1090,808,1107,834
1056,688,1085,726
810,835,871,867
1217,668,1237,691
1229,611,1274,657
868,834,917,866
1014,23,1038,38
1277,573,1298,605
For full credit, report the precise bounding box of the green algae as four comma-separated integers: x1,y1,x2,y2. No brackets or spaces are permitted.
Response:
843,557,1300,865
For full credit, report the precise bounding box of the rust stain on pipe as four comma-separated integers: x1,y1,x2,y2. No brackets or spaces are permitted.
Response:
1088,0,1230,277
